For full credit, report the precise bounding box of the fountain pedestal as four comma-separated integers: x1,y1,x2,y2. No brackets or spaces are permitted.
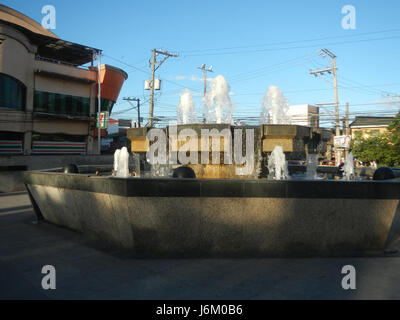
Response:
126,124,330,179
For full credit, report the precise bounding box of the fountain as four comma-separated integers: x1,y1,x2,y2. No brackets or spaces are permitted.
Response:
261,85,292,125
306,154,319,180
342,152,355,180
268,146,289,180
203,75,233,124
113,147,130,178
23,81,400,257
177,89,197,125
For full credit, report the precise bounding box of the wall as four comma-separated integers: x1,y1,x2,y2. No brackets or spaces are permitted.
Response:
0,154,114,192
351,127,389,139
25,174,400,257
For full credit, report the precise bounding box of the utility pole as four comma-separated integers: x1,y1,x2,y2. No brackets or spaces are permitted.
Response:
96,50,102,155
147,49,178,127
148,49,156,128
332,55,340,137
310,49,340,136
123,97,141,127
310,49,341,165
344,102,350,159
345,102,349,136
198,64,213,96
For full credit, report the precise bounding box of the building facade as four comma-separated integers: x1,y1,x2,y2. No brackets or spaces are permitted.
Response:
0,5,127,158
350,116,396,139
287,104,319,128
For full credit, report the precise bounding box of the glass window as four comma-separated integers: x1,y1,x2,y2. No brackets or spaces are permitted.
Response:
34,91,90,116
0,73,26,110
95,98,115,113
32,132,86,142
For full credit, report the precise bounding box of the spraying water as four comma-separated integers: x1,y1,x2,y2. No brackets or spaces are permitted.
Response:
203,75,233,124
132,152,141,177
306,154,319,179
177,89,198,124
261,86,291,124
113,149,120,174
150,163,172,178
267,146,289,180
342,152,355,180
113,147,130,178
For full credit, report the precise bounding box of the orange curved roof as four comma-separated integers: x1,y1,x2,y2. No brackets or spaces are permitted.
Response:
98,65,128,102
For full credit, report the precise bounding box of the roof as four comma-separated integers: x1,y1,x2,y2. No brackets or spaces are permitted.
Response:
350,116,396,128
0,5,99,65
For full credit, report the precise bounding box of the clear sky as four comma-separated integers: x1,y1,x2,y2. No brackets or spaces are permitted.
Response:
4,0,400,127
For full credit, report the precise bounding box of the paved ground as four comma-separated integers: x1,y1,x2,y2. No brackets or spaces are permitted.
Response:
1,191,400,300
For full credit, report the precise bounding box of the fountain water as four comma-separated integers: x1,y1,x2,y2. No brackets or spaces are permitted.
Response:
150,163,172,178
261,86,291,124
113,149,120,174
132,152,141,177
267,146,289,180
306,154,319,179
342,152,355,180
177,89,197,124
113,147,130,178
203,75,233,124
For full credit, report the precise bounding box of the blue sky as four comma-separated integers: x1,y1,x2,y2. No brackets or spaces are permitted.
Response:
5,0,400,127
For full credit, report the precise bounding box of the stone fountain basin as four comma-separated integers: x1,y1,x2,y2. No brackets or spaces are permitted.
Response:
24,170,400,257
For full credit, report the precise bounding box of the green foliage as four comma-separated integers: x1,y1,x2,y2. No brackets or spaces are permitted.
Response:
350,113,400,167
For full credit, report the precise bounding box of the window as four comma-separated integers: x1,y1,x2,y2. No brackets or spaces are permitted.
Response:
34,91,90,116
370,130,380,138
0,73,26,110
95,98,115,113
32,133,86,142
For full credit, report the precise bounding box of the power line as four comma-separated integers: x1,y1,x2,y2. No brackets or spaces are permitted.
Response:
182,34,400,57
122,97,141,127
179,28,400,54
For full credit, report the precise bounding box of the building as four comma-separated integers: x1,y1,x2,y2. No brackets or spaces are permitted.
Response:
350,116,396,139
287,104,319,128
0,4,127,157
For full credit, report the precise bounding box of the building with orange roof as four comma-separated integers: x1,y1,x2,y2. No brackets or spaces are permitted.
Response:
0,4,127,157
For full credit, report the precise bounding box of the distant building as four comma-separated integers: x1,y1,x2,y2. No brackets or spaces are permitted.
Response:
0,4,127,156
350,116,396,139
288,104,319,128
101,118,134,153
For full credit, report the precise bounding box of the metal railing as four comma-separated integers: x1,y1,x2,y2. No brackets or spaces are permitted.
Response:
35,55,89,70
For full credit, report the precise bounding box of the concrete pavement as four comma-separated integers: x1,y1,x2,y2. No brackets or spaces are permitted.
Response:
1,191,400,299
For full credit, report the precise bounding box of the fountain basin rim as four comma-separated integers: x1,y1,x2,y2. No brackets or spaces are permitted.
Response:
24,170,400,200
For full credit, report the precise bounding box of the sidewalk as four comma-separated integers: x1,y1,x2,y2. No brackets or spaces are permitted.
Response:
1,192,400,299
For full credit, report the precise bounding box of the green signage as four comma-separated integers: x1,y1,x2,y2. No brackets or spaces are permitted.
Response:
96,111,109,129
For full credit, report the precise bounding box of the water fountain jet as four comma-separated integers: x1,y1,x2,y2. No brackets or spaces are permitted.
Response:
268,146,289,180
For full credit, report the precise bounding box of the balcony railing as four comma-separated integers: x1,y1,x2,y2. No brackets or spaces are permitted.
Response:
35,55,88,69
34,56,97,83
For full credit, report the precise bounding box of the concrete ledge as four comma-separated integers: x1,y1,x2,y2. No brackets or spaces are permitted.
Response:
25,182,400,257
24,171,400,257
24,171,400,199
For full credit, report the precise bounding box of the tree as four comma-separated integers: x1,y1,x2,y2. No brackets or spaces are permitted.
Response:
350,113,400,167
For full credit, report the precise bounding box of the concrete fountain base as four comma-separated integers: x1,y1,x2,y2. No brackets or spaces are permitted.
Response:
24,170,400,257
